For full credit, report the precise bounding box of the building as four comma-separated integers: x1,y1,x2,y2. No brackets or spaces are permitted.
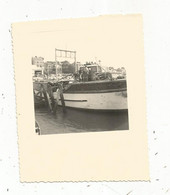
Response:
32,56,44,67
32,65,43,77
60,61,75,74
31,56,44,77
44,61,56,75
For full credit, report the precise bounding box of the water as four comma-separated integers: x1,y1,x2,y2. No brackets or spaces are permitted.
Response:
35,106,129,135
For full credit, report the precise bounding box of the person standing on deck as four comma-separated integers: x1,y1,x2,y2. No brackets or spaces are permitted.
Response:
88,67,96,81
82,66,89,82
78,69,83,82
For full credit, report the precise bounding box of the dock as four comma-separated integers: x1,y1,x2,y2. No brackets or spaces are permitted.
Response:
33,81,65,113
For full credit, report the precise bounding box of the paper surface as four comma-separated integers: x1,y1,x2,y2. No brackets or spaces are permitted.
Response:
12,15,149,181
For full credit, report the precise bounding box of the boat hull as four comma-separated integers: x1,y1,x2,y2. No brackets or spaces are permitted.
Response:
55,91,127,111
53,80,128,111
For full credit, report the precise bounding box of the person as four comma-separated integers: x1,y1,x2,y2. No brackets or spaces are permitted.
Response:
88,67,91,81
73,72,78,81
78,69,83,82
106,72,112,80
88,67,96,81
82,66,89,82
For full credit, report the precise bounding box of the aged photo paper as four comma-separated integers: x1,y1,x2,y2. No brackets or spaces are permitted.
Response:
12,15,149,181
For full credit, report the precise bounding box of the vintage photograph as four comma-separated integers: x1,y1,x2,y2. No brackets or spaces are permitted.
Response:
12,15,149,181
33,45,129,135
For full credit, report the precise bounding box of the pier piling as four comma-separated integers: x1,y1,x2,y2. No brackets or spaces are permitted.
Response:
33,81,66,113
58,83,66,112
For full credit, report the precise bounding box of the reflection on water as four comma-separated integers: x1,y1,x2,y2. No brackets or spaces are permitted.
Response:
35,106,129,135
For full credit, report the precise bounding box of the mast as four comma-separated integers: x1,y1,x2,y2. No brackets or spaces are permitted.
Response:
74,51,77,72
55,48,58,81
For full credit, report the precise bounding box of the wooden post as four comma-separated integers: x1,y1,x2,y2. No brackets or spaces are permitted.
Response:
48,84,58,114
58,83,66,112
41,83,52,112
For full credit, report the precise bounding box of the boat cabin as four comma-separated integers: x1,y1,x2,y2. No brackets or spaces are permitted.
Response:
79,63,102,74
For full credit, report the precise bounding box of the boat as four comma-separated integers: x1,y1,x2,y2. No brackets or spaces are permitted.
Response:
33,49,128,112
53,63,128,111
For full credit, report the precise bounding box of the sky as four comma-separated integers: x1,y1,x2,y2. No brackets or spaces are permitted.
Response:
19,15,143,68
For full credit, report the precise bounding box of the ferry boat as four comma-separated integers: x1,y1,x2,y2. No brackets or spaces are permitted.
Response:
54,63,128,111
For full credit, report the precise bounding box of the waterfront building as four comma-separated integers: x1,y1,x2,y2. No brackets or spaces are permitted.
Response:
32,56,44,67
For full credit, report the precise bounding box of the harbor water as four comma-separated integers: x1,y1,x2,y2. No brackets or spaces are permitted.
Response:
35,106,129,135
